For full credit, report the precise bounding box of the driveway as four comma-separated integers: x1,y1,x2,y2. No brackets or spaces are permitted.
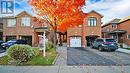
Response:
67,47,130,66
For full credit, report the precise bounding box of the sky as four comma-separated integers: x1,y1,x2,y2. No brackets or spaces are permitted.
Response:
0,0,130,24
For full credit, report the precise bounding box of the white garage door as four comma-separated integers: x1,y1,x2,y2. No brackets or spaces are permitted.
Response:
70,37,81,47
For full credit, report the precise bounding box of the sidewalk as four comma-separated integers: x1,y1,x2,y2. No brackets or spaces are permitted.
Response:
1,46,130,73
0,66,130,73
116,48,130,54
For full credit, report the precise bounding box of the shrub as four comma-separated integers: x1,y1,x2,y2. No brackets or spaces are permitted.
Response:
32,47,40,56
7,44,34,64
45,42,55,51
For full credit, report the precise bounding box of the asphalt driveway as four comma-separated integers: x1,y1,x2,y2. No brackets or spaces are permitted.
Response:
67,47,130,66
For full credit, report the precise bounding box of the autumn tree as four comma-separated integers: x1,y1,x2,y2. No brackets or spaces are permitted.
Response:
28,0,87,46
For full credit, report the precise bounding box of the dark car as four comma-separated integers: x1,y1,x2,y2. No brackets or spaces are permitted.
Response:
1,39,27,49
0,41,4,45
92,38,118,51
0,41,4,49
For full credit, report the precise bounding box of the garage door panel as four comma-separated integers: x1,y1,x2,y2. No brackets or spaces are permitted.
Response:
70,37,81,47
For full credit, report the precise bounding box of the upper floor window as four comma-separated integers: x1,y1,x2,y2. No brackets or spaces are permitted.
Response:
7,19,16,27
88,17,97,27
112,23,117,29
21,17,31,26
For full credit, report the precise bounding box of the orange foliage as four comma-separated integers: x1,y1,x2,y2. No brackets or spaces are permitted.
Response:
28,0,87,32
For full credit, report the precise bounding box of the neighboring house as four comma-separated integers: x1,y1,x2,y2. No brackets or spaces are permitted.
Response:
102,19,121,39
3,11,49,46
67,10,103,47
102,17,130,48
0,18,3,40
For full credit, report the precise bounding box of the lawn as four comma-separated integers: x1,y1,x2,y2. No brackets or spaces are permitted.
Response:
0,50,57,65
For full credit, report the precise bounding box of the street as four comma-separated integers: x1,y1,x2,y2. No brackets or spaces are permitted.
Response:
67,47,130,66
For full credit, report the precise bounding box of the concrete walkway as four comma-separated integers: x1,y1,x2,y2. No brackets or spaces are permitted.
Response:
0,66,130,73
54,46,67,66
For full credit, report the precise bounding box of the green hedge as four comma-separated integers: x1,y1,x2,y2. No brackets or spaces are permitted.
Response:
7,45,34,64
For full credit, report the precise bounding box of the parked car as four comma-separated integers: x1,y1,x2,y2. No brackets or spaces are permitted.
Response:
0,41,4,45
92,38,118,51
0,41,4,49
1,39,27,49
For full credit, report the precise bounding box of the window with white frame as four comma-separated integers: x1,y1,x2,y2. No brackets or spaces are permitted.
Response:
88,17,97,27
21,17,31,26
7,19,16,27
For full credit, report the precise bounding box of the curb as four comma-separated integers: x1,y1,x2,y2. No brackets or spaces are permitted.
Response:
116,49,130,54
52,52,59,65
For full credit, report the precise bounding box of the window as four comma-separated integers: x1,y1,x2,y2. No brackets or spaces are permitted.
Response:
21,17,30,26
7,19,16,27
88,17,97,27
106,39,115,42
112,23,117,29
128,35,130,39
96,39,103,42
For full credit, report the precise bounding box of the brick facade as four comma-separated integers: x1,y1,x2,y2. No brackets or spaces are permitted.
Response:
118,20,130,46
3,11,48,46
102,18,130,47
67,11,103,47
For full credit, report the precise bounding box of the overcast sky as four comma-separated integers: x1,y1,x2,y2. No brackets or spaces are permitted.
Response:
0,0,130,24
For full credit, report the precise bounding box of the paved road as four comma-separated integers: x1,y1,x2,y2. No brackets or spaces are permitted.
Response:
67,47,130,66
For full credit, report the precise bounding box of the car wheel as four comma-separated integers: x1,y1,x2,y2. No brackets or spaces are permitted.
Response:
98,46,103,52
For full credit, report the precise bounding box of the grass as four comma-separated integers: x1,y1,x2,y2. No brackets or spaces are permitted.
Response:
0,49,57,65
127,48,130,50
0,56,9,65
26,55,56,65
27,49,57,65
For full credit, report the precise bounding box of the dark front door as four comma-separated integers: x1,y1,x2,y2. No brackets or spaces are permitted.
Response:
86,36,99,46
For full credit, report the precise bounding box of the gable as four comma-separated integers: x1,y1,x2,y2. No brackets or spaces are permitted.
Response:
16,11,32,17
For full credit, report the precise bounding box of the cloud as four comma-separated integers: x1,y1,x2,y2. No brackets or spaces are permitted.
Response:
83,0,130,24
1,0,130,24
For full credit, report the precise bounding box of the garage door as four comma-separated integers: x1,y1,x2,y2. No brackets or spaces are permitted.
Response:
70,37,81,47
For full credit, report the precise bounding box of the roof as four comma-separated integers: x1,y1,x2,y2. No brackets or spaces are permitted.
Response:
102,19,121,27
119,16,130,23
88,10,103,18
3,11,33,18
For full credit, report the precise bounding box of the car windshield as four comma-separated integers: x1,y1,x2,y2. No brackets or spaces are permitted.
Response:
106,39,115,42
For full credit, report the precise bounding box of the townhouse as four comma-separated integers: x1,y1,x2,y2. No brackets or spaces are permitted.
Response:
102,17,130,48
0,18,3,40
3,11,49,46
67,10,103,47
